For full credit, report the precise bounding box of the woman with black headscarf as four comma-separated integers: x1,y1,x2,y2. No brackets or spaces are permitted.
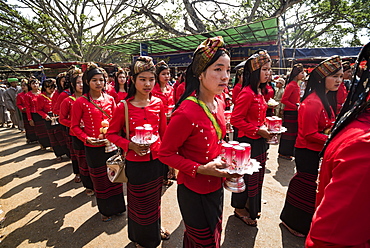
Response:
280,56,343,237
306,43,370,248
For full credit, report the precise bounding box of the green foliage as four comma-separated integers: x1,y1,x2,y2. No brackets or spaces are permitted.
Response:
0,0,368,67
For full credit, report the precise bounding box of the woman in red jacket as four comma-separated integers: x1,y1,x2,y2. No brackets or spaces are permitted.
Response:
16,79,37,143
230,50,272,227
107,56,168,248
37,78,69,161
278,63,305,160
152,60,175,118
159,36,237,248
112,67,129,103
306,43,370,248
51,72,67,114
71,63,126,222
280,56,342,237
231,67,243,105
59,68,93,189
25,77,51,150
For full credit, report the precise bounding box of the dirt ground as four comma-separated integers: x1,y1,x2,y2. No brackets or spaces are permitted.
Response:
0,127,305,248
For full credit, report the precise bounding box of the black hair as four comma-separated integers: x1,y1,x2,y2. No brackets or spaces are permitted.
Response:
261,81,276,97
55,73,66,93
114,68,129,93
287,64,304,85
174,49,230,111
155,63,170,86
41,78,56,93
69,69,83,95
177,71,185,83
302,67,342,119
321,42,370,156
28,76,39,91
241,50,271,94
241,68,267,94
82,63,106,95
125,58,156,100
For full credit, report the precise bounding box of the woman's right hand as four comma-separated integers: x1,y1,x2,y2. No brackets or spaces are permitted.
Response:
86,137,107,146
257,126,272,140
197,161,241,179
129,141,150,156
29,120,35,126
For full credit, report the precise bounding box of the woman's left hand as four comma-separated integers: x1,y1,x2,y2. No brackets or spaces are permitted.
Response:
197,161,241,179
129,142,150,156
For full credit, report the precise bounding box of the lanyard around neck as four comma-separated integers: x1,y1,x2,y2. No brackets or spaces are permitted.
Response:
186,96,222,140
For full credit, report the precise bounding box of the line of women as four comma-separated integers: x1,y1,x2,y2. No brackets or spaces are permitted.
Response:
14,36,368,247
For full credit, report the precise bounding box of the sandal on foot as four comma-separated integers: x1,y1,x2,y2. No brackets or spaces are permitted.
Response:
115,211,125,216
101,215,112,222
160,228,171,240
281,222,305,237
74,174,81,183
85,189,94,196
234,211,257,227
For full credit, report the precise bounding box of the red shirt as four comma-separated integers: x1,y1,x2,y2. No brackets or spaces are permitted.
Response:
336,82,348,114
70,93,116,147
174,82,185,104
306,109,370,248
231,86,267,139
25,91,41,121
114,91,128,103
36,92,53,119
152,83,175,114
281,81,300,111
262,83,275,102
53,90,71,115
59,95,76,129
51,91,60,113
231,83,242,104
158,98,226,194
295,92,334,151
16,91,27,113
104,84,117,98
106,96,166,162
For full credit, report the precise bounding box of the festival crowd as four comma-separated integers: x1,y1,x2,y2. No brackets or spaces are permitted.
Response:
1,37,369,248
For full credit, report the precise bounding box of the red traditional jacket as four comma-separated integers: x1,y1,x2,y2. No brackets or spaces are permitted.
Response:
306,109,370,248
106,96,166,161
70,93,116,147
336,82,348,114
152,83,175,114
281,81,300,111
231,85,267,139
24,91,41,121
36,92,53,119
53,89,71,115
295,92,335,151
231,82,242,104
59,95,76,128
16,91,27,113
159,98,226,194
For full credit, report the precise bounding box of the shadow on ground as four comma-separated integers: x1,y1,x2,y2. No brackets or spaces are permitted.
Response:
273,158,296,187
0,136,128,247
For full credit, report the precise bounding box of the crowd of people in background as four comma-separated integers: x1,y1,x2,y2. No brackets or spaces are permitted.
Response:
0,37,369,248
